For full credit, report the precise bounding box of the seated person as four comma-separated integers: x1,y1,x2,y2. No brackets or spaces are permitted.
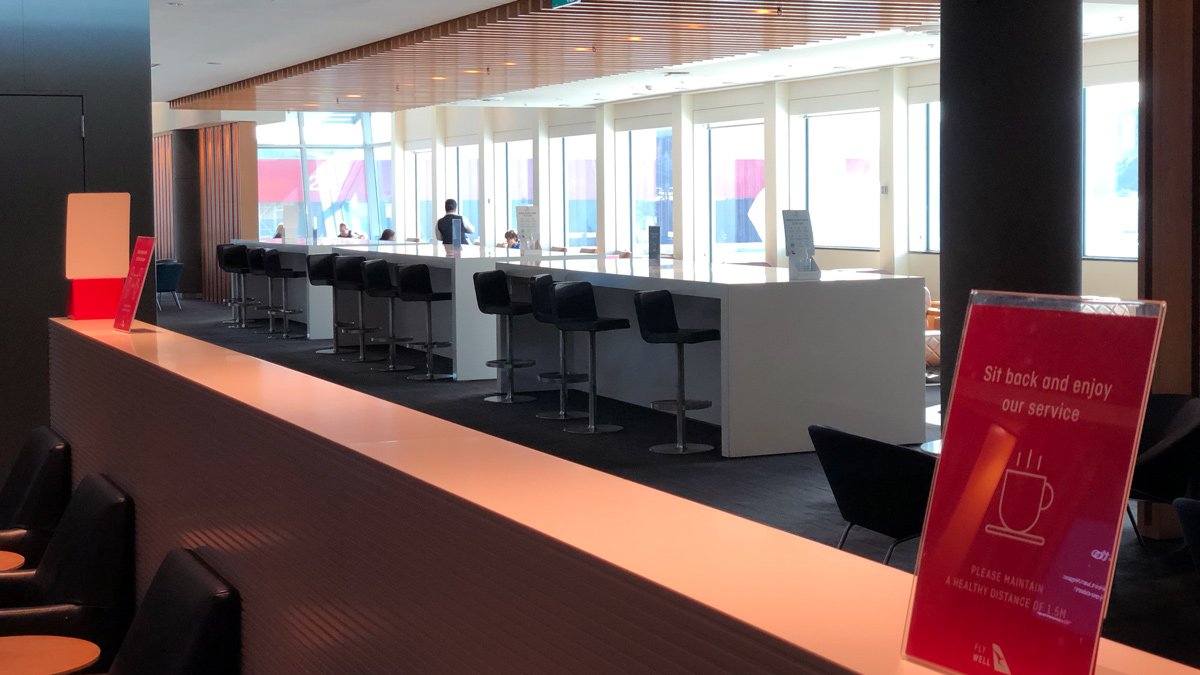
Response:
379,228,396,242
272,224,285,239
435,199,475,254
337,222,365,239
504,230,520,249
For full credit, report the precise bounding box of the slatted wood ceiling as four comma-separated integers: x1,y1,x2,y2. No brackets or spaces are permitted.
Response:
171,0,939,112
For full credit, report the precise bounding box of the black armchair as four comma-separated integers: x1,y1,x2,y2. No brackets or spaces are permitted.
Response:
0,427,70,566
1175,498,1200,572
0,474,134,671
108,548,240,675
1124,394,1200,546
808,425,936,565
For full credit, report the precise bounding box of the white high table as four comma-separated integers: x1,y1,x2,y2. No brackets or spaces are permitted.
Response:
501,258,927,457
332,244,598,381
233,238,341,340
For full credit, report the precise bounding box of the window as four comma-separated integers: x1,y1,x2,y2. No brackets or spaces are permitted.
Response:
791,110,881,249
1084,82,1138,259
255,111,393,239
706,121,765,263
615,127,672,256
444,144,480,243
411,149,433,242
908,102,941,252
495,139,533,247
548,134,597,249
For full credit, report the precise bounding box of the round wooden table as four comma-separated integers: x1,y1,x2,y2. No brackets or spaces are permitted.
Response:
0,550,25,571
0,635,101,674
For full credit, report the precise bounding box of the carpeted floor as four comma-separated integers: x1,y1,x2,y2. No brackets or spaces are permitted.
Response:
159,298,1200,668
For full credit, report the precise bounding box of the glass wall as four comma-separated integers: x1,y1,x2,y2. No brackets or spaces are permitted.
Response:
255,111,393,240
411,149,433,242
495,139,533,247
1083,82,1139,259
548,134,597,249
791,110,881,249
615,127,672,256
444,144,481,243
706,121,765,263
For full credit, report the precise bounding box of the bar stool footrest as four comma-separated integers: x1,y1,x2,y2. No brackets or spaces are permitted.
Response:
409,341,451,349
266,308,303,316
537,371,588,384
650,442,714,455
338,326,379,335
486,358,535,369
369,336,414,345
652,399,712,412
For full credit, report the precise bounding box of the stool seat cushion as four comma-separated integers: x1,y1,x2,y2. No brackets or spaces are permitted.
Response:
558,316,630,333
479,301,532,316
642,327,720,344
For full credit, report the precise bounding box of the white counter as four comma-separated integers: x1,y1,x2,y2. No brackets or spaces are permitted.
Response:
233,238,336,340
501,258,927,457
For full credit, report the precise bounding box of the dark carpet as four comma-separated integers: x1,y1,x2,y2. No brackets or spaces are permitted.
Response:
158,299,1200,668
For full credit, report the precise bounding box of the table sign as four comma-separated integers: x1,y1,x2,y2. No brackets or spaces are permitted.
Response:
113,236,156,333
781,210,818,279
905,291,1164,675
648,225,661,261
515,205,539,257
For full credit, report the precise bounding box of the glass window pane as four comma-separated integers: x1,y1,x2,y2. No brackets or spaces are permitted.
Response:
807,110,880,249
1084,82,1139,259
549,138,566,249
628,128,672,256
301,112,365,146
373,145,394,239
306,148,368,238
496,140,533,247
907,102,941,253
257,147,304,238
413,149,433,242
549,134,597,250
708,122,765,263
256,112,300,146
369,112,393,144
454,144,480,240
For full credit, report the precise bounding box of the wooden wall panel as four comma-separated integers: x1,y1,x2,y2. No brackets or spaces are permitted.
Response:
152,133,176,261
198,124,242,303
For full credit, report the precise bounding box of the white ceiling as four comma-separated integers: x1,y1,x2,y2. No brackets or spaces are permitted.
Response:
152,1,1139,109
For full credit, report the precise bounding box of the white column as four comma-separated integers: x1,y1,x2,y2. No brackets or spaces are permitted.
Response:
480,110,496,247
879,67,909,275
672,94,695,263
763,82,790,267
595,104,617,253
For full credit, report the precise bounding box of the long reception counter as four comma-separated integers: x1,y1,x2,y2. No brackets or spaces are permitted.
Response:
501,259,928,456
46,318,1188,674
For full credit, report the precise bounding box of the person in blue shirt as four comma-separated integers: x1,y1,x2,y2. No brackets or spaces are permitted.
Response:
504,230,520,249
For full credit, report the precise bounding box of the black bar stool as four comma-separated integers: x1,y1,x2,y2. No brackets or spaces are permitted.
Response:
529,274,587,420
473,270,535,404
552,281,629,434
398,264,453,381
220,244,253,329
248,248,275,334
306,253,354,355
633,289,720,454
214,243,239,325
333,255,382,363
362,259,414,373
263,249,306,339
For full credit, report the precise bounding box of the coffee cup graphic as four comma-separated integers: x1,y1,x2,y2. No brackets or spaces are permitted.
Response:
985,458,1054,546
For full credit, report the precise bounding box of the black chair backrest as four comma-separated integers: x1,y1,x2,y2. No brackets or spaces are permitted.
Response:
35,474,133,609
552,281,598,323
473,270,511,314
221,245,249,272
262,249,284,276
1133,393,1200,502
398,264,434,298
215,244,232,273
529,274,557,324
361,259,395,294
155,262,184,293
247,248,266,273
306,253,337,284
0,427,70,531
333,255,366,287
108,549,241,675
633,290,679,340
1174,498,1200,571
807,425,935,541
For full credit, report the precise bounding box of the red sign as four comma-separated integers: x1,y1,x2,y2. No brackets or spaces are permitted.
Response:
905,292,1164,675
113,236,156,333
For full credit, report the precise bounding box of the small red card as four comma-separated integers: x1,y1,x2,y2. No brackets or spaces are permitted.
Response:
113,236,156,333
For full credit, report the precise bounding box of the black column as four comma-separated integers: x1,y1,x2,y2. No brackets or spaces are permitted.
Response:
940,0,1082,407
172,130,203,295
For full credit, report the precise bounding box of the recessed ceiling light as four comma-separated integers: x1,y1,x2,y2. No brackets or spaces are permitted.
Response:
627,36,643,42
679,23,705,30
464,69,482,74
502,61,518,66
302,103,319,107
431,76,447,81
572,47,591,52
345,93,363,98
751,8,778,15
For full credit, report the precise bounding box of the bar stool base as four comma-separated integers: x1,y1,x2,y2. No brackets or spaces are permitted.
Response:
408,372,455,381
650,442,713,455
484,393,536,404
565,423,623,434
342,355,386,363
268,331,305,340
372,364,416,373
315,346,356,355
536,410,588,420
